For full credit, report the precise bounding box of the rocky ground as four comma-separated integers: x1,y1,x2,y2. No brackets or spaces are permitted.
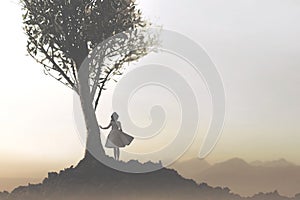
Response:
1,154,299,200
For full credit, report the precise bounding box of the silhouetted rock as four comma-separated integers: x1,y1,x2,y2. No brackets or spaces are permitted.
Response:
0,191,9,199
0,155,298,200
249,190,290,200
295,193,300,200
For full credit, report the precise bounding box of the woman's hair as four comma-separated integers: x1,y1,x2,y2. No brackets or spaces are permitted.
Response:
111,112,119,121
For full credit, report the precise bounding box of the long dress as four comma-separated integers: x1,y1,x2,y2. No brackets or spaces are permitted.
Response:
105,120,134,148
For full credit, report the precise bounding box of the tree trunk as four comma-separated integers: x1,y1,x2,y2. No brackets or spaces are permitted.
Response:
77,57,105,160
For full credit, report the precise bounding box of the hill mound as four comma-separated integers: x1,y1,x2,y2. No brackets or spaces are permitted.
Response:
0,155,298,200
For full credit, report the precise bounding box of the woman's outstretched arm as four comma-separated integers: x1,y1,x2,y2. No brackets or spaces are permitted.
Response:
99,122,112,129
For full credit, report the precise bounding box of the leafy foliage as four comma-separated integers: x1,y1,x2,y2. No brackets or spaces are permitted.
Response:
22,0,157,109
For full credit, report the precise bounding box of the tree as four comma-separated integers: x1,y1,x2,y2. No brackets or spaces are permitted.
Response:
21,0,156,159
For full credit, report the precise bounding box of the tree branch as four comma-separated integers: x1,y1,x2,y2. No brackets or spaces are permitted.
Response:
94,67,115,110
39,45,76,90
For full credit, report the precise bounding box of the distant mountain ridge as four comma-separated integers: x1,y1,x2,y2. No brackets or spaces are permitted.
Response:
171,158,300,197
250,158,295,167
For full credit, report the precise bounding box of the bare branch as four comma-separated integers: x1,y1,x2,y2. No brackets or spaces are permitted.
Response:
94,66,115,110
39,43,76,89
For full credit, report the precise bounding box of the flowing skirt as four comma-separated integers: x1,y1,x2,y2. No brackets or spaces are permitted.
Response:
105,129,134,148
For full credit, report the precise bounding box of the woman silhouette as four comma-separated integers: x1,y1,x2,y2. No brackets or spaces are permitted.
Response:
100,112,134,160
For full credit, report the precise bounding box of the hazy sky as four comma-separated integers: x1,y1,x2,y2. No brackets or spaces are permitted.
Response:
139,0,300,163
0,0,300,182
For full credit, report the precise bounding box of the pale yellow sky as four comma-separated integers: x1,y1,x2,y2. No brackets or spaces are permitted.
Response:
0,0,300,183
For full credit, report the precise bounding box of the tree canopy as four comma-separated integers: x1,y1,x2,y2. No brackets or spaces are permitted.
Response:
22,0,156,109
